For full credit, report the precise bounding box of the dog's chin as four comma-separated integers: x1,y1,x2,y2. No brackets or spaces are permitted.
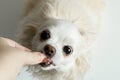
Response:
41,64,57,71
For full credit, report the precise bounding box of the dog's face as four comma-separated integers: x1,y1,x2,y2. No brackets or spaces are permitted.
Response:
30,19,82,71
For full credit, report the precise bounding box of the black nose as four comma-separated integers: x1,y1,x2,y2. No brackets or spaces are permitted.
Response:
44,45,56,58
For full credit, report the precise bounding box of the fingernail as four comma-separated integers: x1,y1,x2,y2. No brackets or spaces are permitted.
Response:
39,54,46,62
33,52,46,62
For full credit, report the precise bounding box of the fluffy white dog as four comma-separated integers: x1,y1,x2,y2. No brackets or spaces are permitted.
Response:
17,0,105,80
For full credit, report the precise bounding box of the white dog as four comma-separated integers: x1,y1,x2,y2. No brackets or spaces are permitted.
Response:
17,0,105,80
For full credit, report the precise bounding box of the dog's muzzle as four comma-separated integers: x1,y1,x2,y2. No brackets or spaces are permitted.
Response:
39,44,56,67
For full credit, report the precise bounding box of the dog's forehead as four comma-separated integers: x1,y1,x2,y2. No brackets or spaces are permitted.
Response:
47,20,82,45
45,19,79,34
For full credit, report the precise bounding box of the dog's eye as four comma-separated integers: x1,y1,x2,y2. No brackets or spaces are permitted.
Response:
40,30,51,41
63,45,73,55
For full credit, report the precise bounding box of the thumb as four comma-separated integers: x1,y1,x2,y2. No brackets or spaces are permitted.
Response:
24,52,46,66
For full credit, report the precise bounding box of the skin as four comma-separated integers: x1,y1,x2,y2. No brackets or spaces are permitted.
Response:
0,37,46,80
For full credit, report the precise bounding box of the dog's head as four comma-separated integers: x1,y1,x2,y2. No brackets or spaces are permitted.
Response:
25,19,82,72
17,0,105,79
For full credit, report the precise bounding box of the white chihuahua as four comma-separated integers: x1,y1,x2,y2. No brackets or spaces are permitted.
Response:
17,0,104,80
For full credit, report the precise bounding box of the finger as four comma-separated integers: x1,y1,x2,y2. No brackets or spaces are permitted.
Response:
0,37,31,51
24,52,46,65
14,42,31,52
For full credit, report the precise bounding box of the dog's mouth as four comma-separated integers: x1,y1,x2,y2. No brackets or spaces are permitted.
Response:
39,58,55,67
39,50,56,68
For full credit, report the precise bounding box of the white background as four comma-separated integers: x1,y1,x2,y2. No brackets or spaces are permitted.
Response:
0,0,120,80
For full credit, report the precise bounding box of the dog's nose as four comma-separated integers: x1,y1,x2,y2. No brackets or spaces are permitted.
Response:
43,44,56,58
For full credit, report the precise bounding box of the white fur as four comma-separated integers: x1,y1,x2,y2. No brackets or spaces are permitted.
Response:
17,0,105,80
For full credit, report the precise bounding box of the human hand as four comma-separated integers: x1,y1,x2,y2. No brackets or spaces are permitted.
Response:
0,37,46,80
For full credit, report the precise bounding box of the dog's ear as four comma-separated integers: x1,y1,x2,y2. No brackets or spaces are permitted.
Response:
22,0,40,17
17,24,37,49
73,0,105,52
78,28,98,53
